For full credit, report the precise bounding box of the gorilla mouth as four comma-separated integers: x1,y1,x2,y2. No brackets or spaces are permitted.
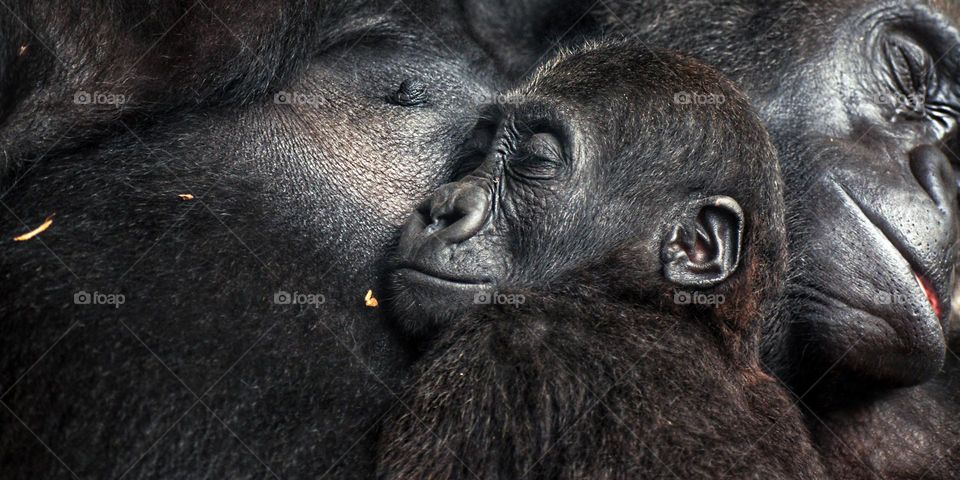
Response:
916,273,942,318
386,267,497,338
398,267,492,288
390,267,495,330
836,181,946,321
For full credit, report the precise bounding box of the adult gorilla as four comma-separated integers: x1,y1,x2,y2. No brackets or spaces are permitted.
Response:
0,1,499,478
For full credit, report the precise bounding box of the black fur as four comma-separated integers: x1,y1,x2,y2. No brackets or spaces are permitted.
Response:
379,272,825,479
0,1,503,477
809,349,960,479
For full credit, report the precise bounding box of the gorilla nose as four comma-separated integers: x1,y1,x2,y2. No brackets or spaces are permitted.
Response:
911,145,958,211
421,182,490,244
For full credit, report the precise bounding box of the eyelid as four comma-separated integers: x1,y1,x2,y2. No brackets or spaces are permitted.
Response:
884,35,934,94
524,132,564,162
504,133,565,181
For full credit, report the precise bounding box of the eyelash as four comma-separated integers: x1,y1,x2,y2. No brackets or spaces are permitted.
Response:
900,48,929,94
877,38,937,123
884,38,960,137
508,154,561,180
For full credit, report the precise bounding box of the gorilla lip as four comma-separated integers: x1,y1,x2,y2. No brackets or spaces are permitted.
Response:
399,267,490,287
915,272,942,319
836,181,945,321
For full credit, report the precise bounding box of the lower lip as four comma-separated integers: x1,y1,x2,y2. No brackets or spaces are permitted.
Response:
915,272,942,319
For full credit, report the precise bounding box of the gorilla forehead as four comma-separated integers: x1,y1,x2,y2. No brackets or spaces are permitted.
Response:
599,0,960,92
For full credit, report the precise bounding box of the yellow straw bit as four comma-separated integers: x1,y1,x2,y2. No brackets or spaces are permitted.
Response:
178,193,194,201
364,290,379,308
13,215,54,242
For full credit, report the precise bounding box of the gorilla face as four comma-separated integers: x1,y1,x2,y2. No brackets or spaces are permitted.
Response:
388,46,781,338
390,102,650,331
768,1,960,388
378,51,807,480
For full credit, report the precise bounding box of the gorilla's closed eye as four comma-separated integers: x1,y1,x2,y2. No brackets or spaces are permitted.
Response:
883,34,932,99
511,132,565,180
881,33,960,137
522,132,563,163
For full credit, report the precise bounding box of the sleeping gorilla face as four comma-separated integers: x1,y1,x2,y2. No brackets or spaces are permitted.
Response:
379,44,813,479
578,0,960,391
749,0,960,389
788,1,960,389
389,43,784,338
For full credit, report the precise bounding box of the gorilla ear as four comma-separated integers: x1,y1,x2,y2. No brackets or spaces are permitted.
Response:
661,196,744,288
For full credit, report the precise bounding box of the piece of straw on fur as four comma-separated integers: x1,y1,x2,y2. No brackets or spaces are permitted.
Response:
13,215,54,242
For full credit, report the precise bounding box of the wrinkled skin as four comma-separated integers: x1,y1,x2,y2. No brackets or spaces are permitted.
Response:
741,0,960,393
0,1,501,477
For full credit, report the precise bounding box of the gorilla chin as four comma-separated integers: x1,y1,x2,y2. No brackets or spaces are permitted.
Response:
792,268,948,392
389,267,495,336
800,291,945,389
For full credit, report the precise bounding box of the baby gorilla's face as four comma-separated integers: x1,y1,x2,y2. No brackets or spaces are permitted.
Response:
388,46,773,337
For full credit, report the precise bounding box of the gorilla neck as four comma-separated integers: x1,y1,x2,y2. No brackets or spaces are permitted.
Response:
377,288,821,478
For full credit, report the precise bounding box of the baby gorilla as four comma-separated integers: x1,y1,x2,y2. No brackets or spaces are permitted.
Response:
381,43,824,478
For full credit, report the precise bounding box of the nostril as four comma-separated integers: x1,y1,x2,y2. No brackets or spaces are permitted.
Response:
425,210,463,236
426,193,463,233
409,200,439,235
416,200,431,217
432,210,464,228
910,145,958,212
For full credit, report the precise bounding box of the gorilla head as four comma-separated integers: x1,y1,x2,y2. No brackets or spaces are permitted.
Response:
577,0,960,393
387,43,785,338
379,43,824,478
